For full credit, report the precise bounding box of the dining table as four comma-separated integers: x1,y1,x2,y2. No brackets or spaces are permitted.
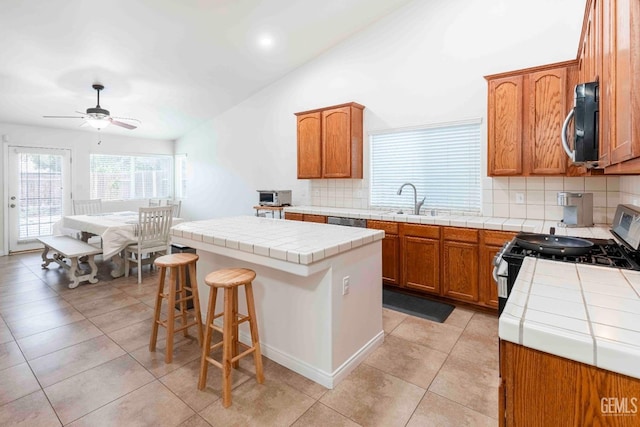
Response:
56,211,182,278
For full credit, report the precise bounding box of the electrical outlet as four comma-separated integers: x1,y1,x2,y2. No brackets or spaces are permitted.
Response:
342,276,350,295
515,192,525,204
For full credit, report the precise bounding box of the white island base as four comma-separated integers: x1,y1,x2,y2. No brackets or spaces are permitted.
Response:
171,217,384,389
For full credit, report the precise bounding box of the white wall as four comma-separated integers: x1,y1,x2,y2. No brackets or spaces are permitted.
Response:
176,0,587,221
1,122,174,254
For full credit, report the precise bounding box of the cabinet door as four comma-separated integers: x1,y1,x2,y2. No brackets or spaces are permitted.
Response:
479,245,500,308
403,236,440,294
382,234,400,286
524,67,569,175
487,75,524,176
369,220,400,286
296,112,322,179
284,212,303,221
442,241,479,302
322,106,352,178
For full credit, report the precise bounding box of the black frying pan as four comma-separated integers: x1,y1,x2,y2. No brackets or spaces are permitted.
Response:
515,233,594,256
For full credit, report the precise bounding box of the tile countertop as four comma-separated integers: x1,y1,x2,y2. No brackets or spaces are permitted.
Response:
170,215,384,265
499,257,640,380
284,206,613,236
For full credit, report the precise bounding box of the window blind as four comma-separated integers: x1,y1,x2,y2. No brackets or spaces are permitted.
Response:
90,154,173,201
370,120,481,213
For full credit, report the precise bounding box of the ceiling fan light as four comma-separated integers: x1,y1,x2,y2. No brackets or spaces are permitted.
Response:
87,117,110,129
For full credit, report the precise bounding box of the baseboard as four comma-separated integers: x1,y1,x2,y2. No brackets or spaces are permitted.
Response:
236,327,384,389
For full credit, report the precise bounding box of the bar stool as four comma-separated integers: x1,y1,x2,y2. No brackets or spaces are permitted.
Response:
149,253,203,363
198,268,264,408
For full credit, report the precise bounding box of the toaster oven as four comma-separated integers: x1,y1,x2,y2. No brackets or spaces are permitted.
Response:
257,190,292,206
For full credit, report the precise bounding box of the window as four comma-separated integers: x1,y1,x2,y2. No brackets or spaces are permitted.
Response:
175,154,188,199
90,154,173,200
370,119,481,213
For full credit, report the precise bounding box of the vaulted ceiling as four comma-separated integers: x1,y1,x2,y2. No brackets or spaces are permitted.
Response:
0,0,414,140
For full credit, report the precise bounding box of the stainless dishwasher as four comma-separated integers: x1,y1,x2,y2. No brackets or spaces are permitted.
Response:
327,216,367,228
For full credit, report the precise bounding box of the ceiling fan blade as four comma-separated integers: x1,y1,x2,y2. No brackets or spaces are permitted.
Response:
43,115,84,119
109,119,137,130
80,121,89,127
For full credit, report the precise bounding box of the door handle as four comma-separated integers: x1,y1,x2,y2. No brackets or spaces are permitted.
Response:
10,204,16,208
10,196,16,200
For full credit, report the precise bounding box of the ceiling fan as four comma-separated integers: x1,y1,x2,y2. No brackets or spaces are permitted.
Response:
43,84,140,130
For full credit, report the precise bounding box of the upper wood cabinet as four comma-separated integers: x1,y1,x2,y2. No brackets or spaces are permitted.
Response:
486,61,578,176
600,0,640,172
295,102,365,179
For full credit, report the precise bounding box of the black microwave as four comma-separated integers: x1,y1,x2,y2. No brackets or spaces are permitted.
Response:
561,81,599,167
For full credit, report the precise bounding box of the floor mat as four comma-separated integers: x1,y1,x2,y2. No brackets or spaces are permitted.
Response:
382,287,455,323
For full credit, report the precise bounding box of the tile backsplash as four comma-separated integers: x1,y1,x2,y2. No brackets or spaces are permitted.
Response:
310,176,630,224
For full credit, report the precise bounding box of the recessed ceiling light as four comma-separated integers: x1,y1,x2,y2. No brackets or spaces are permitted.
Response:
257,34,274,49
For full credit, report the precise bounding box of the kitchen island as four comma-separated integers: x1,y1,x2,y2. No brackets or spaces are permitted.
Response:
170,216,385,388
499,257,640,425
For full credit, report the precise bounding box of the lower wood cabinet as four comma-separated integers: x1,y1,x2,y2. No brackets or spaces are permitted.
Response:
283,213,326,223
442,227,479,302
402,224,441,295
368,220,400,286
500,340,640,426
284,212,303,221
479,230,516,309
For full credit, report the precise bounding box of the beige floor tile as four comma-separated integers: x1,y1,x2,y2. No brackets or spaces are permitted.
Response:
444,306,475,329
0,286,59,311
160,358,250,412
364,334,448,389
429,355,499,419
0,362,41,406
106,317,191,353
199,378,315,427
17,319,103,360
0,390,61,427
291,402,360,426
130,336,202,378
116,281,159,298
29,335,125,387
449,329,499,371
7,306,86,339
390,316,464,353
465,312,499,339
0,268,41,286
407,391,498,427
0,297,71,323
0,322,13,344
89,302,155,333
178,414,213,427
71,292,140,318
0,279,50,297
382,308,407,334
320,364,425,427
44,354,154,425
67,381,194,427
60,284,124,305
0,340,26,370
262,357,329,400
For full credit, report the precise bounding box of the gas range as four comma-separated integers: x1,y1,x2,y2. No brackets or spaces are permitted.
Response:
493,204,640,315
502,236,640,270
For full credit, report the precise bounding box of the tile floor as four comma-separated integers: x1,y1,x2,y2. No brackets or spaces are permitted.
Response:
0,252,499,426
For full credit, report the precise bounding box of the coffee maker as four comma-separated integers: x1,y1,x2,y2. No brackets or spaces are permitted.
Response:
557,192,594,227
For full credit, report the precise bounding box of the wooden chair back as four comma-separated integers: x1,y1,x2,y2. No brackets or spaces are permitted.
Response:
165,200,182,217
137,206,174,249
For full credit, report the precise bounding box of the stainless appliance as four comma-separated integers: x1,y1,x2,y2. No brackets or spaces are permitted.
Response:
327,216,367,228
257,190,292,206
561,81,599,167
557,192,593,227
493,204,640,315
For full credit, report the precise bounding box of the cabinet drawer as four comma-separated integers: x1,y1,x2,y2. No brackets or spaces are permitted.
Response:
402,223,440,239
303,214,326,223
443,227,479,243
482,230,516,246
368,220,398,235
284,212,303,221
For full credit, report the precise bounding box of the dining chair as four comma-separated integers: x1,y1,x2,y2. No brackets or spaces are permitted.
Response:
73,199,102,215
165,200,182,217
124,206,174,284
149,198,162,207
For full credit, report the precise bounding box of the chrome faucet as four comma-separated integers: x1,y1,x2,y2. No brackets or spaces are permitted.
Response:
397,183,425,215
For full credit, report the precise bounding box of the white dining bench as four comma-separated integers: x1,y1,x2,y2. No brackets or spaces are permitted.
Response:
38,236,103,288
